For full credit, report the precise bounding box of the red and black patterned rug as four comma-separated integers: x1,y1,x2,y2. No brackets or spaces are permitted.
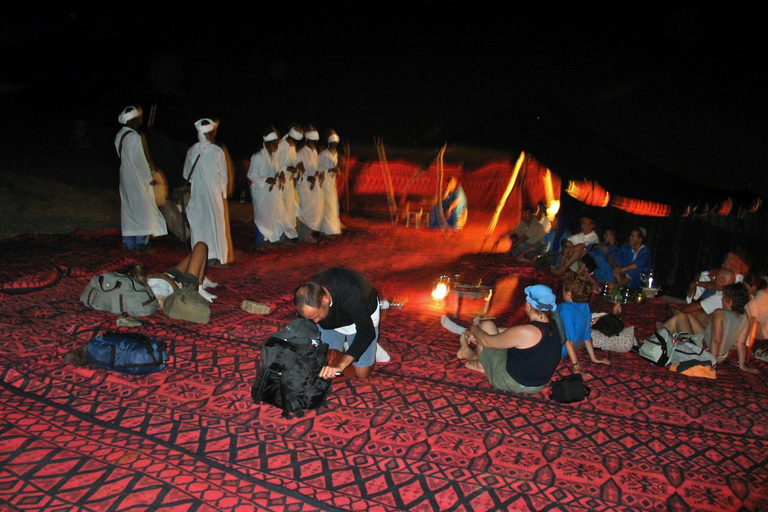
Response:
1,216,767,511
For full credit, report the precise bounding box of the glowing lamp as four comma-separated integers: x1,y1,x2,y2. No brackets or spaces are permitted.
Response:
431,275,451,301
546,200,561,218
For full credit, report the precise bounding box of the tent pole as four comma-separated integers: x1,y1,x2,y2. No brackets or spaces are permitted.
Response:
480,151,526,251
342,140,351,213
374,136,397,224
433,143,449,231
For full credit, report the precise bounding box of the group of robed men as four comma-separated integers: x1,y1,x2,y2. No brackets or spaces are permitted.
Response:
116,107,343,263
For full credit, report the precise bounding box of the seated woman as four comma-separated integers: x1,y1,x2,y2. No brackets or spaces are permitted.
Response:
612,227,651,289
124,241,218,306
448,284,562,394
704,282,757,372
557,272,610,379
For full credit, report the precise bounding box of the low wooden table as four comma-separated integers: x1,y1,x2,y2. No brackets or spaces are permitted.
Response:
450,284,495,319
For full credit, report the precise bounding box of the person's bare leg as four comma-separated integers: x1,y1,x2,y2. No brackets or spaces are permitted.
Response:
662,312,693,334
174,254,192,274
354,365,374,379
737,341,759,373
552,246,583,275
464,344,485,372
687,313,706,334
184,242,209,285
457,331,477,361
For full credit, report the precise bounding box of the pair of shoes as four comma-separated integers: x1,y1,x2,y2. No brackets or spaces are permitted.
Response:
755,348,768,362
135,246,154,255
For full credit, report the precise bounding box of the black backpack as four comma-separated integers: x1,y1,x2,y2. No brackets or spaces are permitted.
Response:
251,319,331,418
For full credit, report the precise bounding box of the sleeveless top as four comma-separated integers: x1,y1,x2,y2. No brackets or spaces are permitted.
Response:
506,320,562,387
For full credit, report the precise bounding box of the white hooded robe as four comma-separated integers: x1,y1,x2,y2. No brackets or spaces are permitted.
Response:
276,137,299,238
296,146,324,231
318,148,341,235
183,140,230,264
115,127,167,237
248,147,285,242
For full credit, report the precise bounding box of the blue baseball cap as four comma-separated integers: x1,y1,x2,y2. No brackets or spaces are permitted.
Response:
524,284,557,312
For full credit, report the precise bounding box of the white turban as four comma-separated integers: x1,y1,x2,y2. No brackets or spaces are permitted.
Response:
195,118,218,145
289,127,303,141
328,133,340,144
195,118,217,134
263,131,279,142
305,130,320,141
118,106,141,124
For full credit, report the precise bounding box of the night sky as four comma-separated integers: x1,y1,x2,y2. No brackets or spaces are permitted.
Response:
2,10,766,196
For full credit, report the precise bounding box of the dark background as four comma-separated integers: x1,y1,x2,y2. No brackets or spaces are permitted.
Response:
1,10,766,285
2,10,765,192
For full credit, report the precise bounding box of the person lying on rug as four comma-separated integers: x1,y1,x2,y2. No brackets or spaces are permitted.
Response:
590,303,636,353
442,284,561,394
558,272,610,379
124,241,218,305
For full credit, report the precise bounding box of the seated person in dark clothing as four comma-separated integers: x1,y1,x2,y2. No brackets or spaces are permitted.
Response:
612,227,651,288
590,228,621,283
295,267,381,379
454,284,562,394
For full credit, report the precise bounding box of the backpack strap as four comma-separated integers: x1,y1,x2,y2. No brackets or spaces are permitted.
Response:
279,373,291,419
185,154,202,184
654,331,669,365
118,130,133,157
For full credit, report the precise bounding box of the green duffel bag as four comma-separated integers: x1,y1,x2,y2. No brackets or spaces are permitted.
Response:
80,271,158,317
163,286,210,324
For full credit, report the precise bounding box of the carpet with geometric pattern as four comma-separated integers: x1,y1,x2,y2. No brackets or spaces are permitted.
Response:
1,216,766,511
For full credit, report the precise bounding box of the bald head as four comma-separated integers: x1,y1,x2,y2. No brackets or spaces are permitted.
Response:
715,269,735,290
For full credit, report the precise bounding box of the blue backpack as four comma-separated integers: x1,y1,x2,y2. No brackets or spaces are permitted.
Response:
87,332,169,375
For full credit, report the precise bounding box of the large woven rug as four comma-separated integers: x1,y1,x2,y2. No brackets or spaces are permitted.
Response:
1,216,766,511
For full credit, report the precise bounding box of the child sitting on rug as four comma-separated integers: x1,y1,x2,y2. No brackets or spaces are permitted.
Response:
558,272,610,379
124,241,218,306
441,284,562,394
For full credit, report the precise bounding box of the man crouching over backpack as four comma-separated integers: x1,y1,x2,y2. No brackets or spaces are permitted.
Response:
295,267,381,379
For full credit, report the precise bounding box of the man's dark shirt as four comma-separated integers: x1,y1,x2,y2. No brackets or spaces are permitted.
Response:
311,268,379,361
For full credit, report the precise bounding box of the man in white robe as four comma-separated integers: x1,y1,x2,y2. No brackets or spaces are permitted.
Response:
115,106,167,251
275,126,303,240
318,131,342,236
296,127,323,242
182,118,232,266
247,128,285,251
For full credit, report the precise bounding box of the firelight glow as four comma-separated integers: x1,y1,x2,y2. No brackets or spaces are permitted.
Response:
431,282,450,301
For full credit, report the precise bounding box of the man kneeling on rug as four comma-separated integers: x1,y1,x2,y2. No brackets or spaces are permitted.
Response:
443,284,562,394
295,267,384,379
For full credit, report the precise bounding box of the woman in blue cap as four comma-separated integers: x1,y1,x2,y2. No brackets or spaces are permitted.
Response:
447,284,562,393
